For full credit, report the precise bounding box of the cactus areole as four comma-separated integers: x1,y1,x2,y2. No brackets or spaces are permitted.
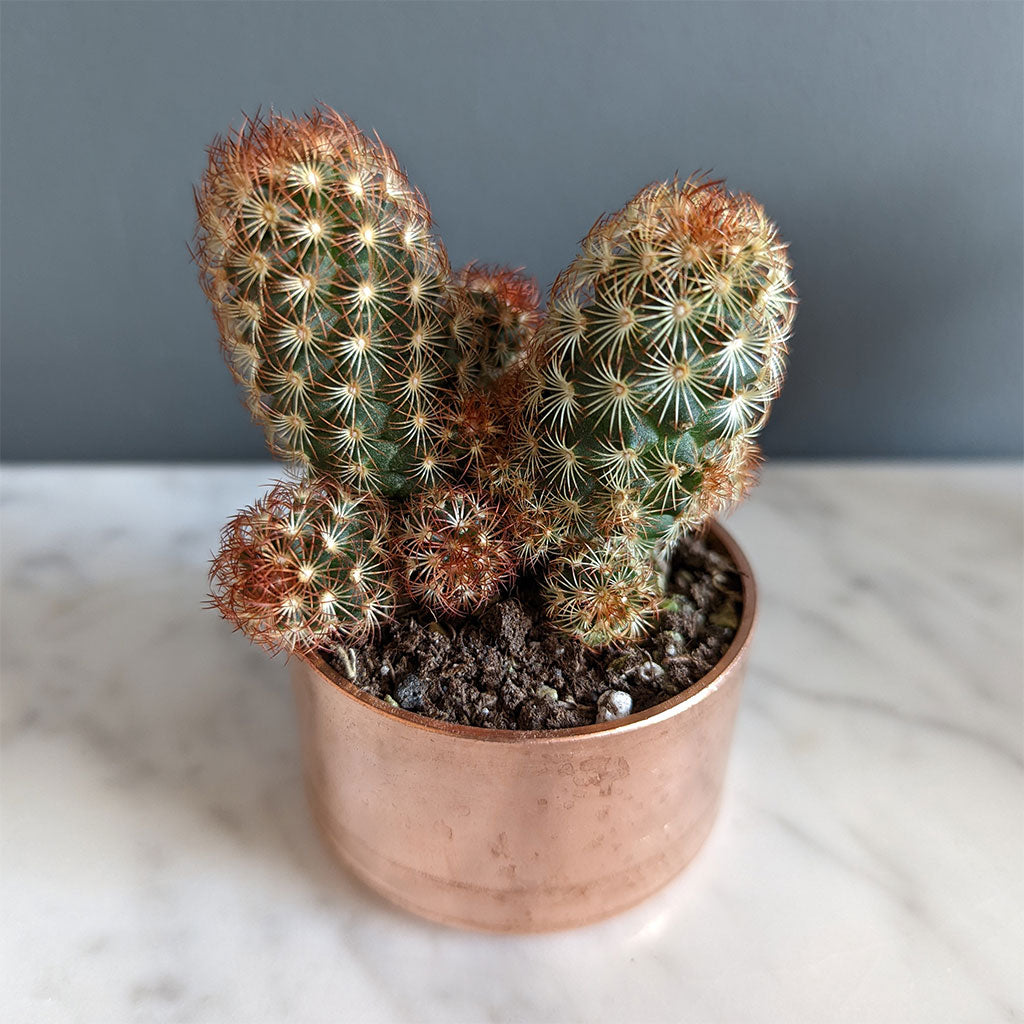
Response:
197,106,795,699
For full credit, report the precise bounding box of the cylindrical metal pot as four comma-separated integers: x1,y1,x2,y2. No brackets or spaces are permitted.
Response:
291,520,756,932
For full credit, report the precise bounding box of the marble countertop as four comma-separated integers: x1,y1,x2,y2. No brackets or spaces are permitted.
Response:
2,463,1021,1024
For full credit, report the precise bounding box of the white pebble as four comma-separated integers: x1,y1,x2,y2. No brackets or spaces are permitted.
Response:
596,690,633,722
637,661,665,683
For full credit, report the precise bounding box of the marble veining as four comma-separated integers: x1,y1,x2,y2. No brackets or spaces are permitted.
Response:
1,463,1021,1023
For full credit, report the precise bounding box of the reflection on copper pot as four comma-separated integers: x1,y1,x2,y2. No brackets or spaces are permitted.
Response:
291,520,756,932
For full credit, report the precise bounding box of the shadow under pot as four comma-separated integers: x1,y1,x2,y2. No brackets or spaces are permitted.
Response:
291,519,757,932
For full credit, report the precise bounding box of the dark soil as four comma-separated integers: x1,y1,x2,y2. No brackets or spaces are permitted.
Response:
325,534,743,731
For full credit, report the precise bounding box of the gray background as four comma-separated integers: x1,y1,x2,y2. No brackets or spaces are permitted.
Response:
2,0,1021,461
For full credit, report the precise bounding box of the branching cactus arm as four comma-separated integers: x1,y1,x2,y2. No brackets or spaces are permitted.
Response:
194,107,464,498
517,176,796,557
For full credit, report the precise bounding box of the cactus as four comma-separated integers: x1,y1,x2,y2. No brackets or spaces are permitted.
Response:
543,537,663,648
450,264,541,390
397,484,518,617
197,109,797,659
445,265,541,494
209,479,395,653
517,176,796,558
194,107,462,498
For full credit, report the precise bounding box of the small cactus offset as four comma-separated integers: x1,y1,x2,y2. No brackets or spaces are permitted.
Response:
209,479,395,653
446,265,542,495
516,175,796,556
198,109,796,660
543,537,663,648
450,264,541,391
396,484,518,618
194,107,463,498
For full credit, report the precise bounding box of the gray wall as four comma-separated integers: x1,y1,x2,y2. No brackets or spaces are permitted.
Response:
2,1,1021,460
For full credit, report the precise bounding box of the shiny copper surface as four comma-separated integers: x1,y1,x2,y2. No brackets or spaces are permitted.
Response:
291,521,757,932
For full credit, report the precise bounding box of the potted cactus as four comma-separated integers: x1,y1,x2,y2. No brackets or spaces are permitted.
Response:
194,106,796,931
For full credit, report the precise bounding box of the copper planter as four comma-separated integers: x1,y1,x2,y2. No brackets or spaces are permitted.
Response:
291,520,756,932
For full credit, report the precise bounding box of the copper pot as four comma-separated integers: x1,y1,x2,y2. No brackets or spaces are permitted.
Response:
291,520,756,932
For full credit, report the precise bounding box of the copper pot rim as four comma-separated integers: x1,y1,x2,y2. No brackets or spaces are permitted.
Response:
299,518,757,746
